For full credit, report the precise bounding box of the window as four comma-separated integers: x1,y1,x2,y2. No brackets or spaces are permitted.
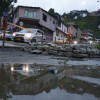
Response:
25,9,37,18
37,30,42,35
62,24,63,30
15,12,17,18
25,10,28,17
58,21,61,27
61,33,64,38
42,14,47,22
64,29,65,33
73,29,76,33
68,29,70,33
53,21,55,25
28,10,33,18
37,30,44,35
56,30,59,36
33,11,37,18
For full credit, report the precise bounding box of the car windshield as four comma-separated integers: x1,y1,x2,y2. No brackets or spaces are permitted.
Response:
6,31,11,34
1,31,10,34
20,29,37,33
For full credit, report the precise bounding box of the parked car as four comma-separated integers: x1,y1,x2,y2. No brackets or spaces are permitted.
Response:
0,31,14,41
94,38,100,43
13,28,46,43
56,37,67,44
11,64,34,76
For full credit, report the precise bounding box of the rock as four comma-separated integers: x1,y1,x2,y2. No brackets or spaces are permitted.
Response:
87,49,98,55
80,48,86,54
80,45,88,49
54,46,64,51
97,50,100,55
72,45,80,50
73,50,80,54
31,50,42,54
41,51,48,55
21,47,25,51
47,43,57,47
73,54,89,58
37,45,44,50
64,47,73,52
64,52,73,57
28,47,33,53
22,47,31,52
44,45,53,51
57,52,64,56
48,50,58,56
57,52,73,57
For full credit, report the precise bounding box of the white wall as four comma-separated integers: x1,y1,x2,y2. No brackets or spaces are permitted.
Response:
53,22,68,42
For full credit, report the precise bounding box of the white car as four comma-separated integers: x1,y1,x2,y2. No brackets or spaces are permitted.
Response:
13,28,46,43
0,31,14,41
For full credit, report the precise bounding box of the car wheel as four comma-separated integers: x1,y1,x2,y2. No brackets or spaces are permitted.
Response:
31,38,36,43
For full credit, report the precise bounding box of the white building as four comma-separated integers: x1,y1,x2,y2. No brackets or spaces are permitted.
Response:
53,21,68,43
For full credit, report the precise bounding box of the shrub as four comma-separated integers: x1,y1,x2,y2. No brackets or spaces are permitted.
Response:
95,43,100,50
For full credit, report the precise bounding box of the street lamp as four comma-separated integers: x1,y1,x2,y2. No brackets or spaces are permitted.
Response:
74,41,78,44
89,40,93,48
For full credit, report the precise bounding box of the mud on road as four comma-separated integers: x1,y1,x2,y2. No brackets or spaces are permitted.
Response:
0,48,100,66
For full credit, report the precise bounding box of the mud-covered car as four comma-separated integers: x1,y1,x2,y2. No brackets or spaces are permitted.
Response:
13,28,46,43
0,31,14,41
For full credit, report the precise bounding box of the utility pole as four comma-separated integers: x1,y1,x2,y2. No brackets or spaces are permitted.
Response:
2,11,8,49
2,18,7,49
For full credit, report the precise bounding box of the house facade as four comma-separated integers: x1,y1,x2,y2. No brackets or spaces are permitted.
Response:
53,21,68,43
67,25,77,39
12,6,57,41
81,29,93,39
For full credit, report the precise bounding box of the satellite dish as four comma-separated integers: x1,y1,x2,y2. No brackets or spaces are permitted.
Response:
19,21,24,26
98,25,100,29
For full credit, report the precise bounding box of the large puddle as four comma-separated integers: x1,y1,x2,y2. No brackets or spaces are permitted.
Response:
0,64,100,100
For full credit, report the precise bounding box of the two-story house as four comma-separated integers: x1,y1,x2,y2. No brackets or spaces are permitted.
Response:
53,21,68,43
81,29,94,39
12,6,57,41
67,25,77,39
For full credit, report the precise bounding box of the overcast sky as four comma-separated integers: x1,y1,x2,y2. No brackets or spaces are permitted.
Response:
15,0,100,14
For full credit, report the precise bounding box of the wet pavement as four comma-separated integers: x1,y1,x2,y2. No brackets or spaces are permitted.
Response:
0,64,100,100
0,40,25,48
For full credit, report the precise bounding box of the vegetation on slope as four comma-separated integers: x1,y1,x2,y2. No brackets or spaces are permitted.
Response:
65,16,100,38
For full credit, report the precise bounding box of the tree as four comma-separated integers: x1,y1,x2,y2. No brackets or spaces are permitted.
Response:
48,8,55,16
48,8,61,19
0,0,17,16
62,13,67,17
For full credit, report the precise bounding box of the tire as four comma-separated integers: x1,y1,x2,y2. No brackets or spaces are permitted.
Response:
31,38,36,43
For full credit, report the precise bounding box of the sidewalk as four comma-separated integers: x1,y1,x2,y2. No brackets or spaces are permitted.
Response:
0,40,25,48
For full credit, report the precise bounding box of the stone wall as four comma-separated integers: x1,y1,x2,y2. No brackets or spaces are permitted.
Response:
21,43,100,58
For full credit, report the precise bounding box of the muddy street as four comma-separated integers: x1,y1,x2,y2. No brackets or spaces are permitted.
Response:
0,64,100,100
0,48,100,100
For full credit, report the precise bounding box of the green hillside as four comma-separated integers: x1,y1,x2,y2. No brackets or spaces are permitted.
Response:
65,16,100,38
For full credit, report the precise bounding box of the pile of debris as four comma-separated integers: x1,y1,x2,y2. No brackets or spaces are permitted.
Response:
21,43,100,58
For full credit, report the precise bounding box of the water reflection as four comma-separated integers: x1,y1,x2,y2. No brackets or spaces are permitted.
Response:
0,64,100,100
10,64,34,76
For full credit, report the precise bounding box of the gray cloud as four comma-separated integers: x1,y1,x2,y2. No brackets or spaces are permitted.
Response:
15,0,100,14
